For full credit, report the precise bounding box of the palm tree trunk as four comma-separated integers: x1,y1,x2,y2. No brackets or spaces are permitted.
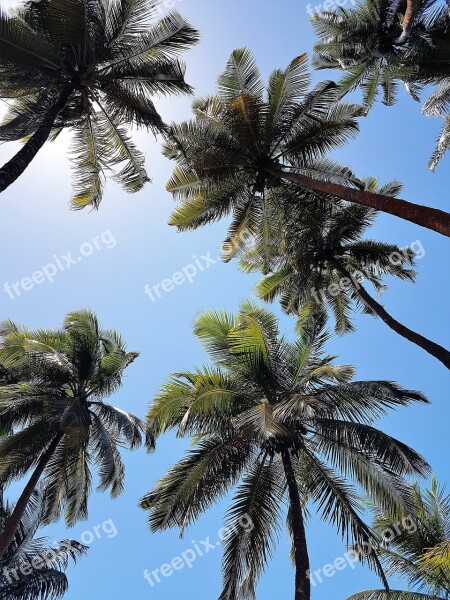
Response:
281,449,311,600
0,433,63,558
266,164,450,238
0,86,73,194
335,262,450,370
402,0,422,35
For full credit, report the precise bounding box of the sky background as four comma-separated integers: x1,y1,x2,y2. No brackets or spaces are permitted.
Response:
0,0,449,598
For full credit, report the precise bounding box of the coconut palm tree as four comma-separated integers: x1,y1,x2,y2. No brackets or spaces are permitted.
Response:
0,486,86,600
312,0,450,169
163,48,450,237
0,0,198,207
141,303,430,600
236,182,450,370
312,0,435,107
0,309,144,558
349,478,450,599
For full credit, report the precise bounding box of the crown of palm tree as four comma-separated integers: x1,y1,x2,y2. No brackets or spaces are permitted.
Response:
0,0,199,207
349,478,450,599
141,303,430,600
312,0,437,101
164,45,450,240
0,309,144,532
238,181,416,334
215,175,450,370
0,486,86,600
312,0,450,168
164,48,365,245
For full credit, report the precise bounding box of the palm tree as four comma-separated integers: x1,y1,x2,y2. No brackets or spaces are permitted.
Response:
0,0,198,207
0,309,144,558
349,478,450,599
163,48,450,237
237,183,450,369
141,303,430,600
312,0,432,106
0,487,86,600
312,0,450,169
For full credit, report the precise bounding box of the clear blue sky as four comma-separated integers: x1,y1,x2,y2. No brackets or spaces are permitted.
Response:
0,1,448,598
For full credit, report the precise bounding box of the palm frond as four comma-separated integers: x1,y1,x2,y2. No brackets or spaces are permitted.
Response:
218,48,264,101
219,457,285,600
141,434,254,534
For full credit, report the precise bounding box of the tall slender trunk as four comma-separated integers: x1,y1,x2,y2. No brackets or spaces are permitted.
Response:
266,164,450,238
0,86,73,194
281,449,311,600
335,262,450,370
0,433,63,558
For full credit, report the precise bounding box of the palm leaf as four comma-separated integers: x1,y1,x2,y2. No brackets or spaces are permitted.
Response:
218,48,264,101
219,457,285,600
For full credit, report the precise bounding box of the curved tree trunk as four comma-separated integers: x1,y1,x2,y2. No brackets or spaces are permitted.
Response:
401,0,423,36
336,262,450,370
0,86,73,194
0,433,63,559
266,164,450,238
281,449,311,600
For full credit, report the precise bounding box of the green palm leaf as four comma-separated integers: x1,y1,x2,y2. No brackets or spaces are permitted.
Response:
142,305,429,599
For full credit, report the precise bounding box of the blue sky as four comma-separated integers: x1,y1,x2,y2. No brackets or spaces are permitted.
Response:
0,0,449,598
